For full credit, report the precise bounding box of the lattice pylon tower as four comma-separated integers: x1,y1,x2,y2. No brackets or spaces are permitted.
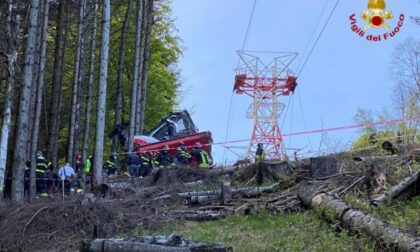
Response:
233,51,298,160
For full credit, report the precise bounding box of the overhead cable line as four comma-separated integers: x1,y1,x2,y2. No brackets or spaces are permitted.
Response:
222,0,258,162
296,0,331,71
297,0,341,77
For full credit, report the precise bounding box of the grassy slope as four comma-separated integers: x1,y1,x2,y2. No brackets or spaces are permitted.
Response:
347,196,420,236
151,211,375,252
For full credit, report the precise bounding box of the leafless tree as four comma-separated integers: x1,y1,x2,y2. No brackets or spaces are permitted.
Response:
390,37,420,103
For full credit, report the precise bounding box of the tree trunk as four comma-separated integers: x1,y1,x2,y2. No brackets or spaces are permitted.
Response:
298,185,420,252
27,0,44,161
0,0,19,201
137,0,154,134
112,0,133,154
73,0,89,165
48,0,68,169
82,0,99,192
371,170,420,206
11,0,39,203
128,0,144,152
135,0,148,135
29,0,50,198
93,0,111,187
81,235,232,252
68,0,87,167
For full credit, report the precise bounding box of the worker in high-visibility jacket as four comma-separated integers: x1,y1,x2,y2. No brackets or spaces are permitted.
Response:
84,155,93,186
104,154,117,176
151,151,160,169
176,142,191,168
190,142,212,169
35,151,51,195
158,145,174,168
139,153,152,177
255,143,265,163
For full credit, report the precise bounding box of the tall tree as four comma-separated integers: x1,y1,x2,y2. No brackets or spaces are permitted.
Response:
93,0,111,187
128,0,144,152
135,0,148,135
27,0,44,160
48,0,68,169
0,0,19,201
82,0,99,189
112,0,133,153
68,0,87,166
11,0,39,203
29,0,50,198
137,0,154,134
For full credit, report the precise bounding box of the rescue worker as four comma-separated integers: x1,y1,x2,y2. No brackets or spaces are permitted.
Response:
126,152,140,176
151,151,160,169
176,142,191,168
369,132,377,145
157,145,174,168
84,155,93,186
104,154,117,176
190,142,211,169
58,163,75,195
255,143,265,163
35,151,51,195
139,152,152,177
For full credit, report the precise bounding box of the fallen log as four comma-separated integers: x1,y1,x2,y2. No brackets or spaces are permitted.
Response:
178,183,279,199
81,235,232,252
298,185,420,252
371,170,420,206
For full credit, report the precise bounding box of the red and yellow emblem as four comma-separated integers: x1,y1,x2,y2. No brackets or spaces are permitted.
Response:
361,0,393,30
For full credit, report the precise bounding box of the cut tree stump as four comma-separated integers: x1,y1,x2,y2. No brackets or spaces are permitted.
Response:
309,156,337,178
371,170,420,206
81,235,232,252
298,185,420,252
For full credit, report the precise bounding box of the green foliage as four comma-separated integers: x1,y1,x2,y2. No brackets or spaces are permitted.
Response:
148,212,374,252
352,131,395,149
49,0,182,162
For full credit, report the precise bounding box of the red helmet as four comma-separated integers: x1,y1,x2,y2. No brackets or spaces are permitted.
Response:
194,142,202,148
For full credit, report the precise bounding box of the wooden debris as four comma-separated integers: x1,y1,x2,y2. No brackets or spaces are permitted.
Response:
81,235,232,252
298,185,420,252
371,170,420,206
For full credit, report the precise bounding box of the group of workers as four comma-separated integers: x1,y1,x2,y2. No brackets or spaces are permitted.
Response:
30,142,265,196
29,151,77,196
120,141,212,177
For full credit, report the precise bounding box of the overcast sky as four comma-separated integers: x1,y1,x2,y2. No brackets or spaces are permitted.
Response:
171,0,420,164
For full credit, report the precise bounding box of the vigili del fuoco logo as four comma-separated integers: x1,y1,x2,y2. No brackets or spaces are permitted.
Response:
349,0,404,41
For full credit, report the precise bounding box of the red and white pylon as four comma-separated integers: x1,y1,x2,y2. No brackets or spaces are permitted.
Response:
233,51,298,160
